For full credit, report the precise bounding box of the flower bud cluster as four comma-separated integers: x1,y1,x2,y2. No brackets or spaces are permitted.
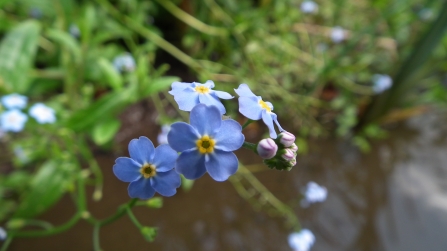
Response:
257,131,298,171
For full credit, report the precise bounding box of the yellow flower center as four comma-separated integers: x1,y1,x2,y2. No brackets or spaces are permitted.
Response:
195,86,210,94
140,163,156,179
259,100,271,113
196,135,216,154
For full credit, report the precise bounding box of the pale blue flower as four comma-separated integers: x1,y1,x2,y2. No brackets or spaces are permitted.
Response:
331,26,345,43
0,227,6,241
113,136,181,199
301,1,318,14
0,110,28,132
234,84,284,138
157,125,170,145
69,24,80,38
29,103,56,124
168,80,233,115
168,104,244,181
372,74,392,94
113,53,136,72
1,94,27,110
301,181,327,207
288,229,315,251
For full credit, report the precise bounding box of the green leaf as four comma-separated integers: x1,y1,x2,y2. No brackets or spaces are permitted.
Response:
64,90,131,132
97,58,123,91
0,21,41,93
13,160,75,219
92,118,121,145
141,76,179,97
46,29,82,64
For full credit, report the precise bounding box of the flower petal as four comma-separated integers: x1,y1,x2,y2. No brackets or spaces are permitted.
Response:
171,88,200,112
128,177,155,199
168,122,199,152
128,136,155,165
264,101,274,111
203,80,215,88
190,104,221,136
171,81,190,91
152,144,178,172
271,112,284,132
175,150,207,180
262,110,277,138
199,93,226,115
238,96,262,120
113,157,142,182
205,150,239,181
234,84,256,97
214,120,244,151
213,90,233,100
150,170,181,196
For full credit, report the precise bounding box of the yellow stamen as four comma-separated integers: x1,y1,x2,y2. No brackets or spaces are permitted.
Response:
259,100,272,112
196,135,216,154
195,86,210,94
140,163,156,179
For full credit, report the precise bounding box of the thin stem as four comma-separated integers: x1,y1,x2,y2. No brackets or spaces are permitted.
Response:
242,141,257,152
242,119,254,129
10,213,82,238
93,224,101,251
0,237,12,251
98,198,138,227
126,207,142,228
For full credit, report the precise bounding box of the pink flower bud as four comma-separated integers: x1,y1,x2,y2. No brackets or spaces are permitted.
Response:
289,158,297,167
279,131,295,147
282,148,295,161
289,143,298,153
257,138,278,159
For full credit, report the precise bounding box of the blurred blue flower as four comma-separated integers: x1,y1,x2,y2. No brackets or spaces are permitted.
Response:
113,53,136,73
168,80,233,115
0,110,28,132
113,136,180,199
69,24,80,38
330,26,345,43
288,229,315,251
168,104,244,181
300,1,318,14
1,94,27,110
234,84,284,138
372,74,393,94
301,181,327,207
29,103,56,124
0,227,6,241
29,8,42,19
419,8,434,21
157,125,170,145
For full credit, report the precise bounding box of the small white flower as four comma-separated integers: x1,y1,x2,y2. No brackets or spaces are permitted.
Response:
113,53,136,72
288,229,315,251
157,125,170,145
372,74,393,94
0,110,28,132
0,227,6,241
301,181,327,207
1,94,28,110
331,26,345,43
300,1,318,14
29,103,56,124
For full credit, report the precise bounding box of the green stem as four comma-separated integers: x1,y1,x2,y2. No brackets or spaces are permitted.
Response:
126,207,142,228
242,141,257,152
98,198,138,227
0,237,12,251
93,224,101,251
242,119,253,129
10,213,82,238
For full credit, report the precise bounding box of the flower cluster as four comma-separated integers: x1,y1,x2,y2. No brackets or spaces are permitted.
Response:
0,93,56,133
113,81,297,199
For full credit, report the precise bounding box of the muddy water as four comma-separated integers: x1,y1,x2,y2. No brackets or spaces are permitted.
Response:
7,111,447,251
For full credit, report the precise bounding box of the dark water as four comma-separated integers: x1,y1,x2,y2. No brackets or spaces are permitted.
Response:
7,110,447,251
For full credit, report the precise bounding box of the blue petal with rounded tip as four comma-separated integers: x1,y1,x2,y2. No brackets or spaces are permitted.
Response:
272,112,284,132
190,104,221,136
113,157,142,182
264,101,274,111
128,136,155,165
214,90,233,99
205,150,239,181
199,94,226,115
150,170,181,196
172,88,199,111
238,96,262,120
171,81,190,91
234,83,256,97
152,144,178,172
168,122,199,152
214,120,244,151
203,80,215,88
262,110,277,138
175,150,207,180
128,177,155,199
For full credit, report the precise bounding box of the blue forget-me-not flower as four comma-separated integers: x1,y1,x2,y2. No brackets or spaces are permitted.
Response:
235,84,284,138
300,1,318,14
1,94,27,110
113,136,181,199
29,103,56,124
301,181,327,207
168,104,244,181
0,110,28,132
113,53,136,73
168,80,233,115
288,229,315,251
372,74,393,94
